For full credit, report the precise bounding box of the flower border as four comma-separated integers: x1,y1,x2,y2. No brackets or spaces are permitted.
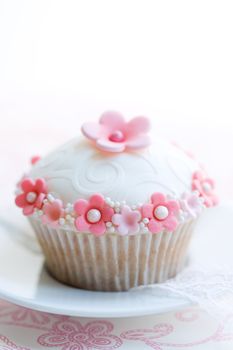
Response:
15,166,218,236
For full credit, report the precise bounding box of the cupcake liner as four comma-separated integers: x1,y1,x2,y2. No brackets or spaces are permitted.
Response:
29,218,196,291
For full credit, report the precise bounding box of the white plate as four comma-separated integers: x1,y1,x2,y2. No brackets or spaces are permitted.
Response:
0,204,232,318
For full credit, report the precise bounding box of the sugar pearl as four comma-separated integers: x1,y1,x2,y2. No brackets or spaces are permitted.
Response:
109,130,125,142
59,218,65,226
143,218,149,224
108,226,115,233
86,209,101,223
26,192,37,203
154,205,169,220
106,221,112,228
47,194,55,202
202,182,212,194
66,214,72,221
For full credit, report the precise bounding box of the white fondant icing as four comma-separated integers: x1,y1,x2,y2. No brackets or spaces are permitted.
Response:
29,136,201,205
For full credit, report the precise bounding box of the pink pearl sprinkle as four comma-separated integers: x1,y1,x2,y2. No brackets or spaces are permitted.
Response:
109,130,125,142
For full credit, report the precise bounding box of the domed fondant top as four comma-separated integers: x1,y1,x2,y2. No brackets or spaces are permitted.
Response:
15,112,218,236
28,136,199,204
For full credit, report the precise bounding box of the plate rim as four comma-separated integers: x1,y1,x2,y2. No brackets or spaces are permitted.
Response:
0,289,192,318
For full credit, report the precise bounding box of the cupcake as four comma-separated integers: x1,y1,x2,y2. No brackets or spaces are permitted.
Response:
15,111,218,291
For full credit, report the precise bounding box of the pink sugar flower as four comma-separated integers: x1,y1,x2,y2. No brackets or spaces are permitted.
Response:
42,199,64,227
141,193,180,234
112,206,141,235
180,192,204,219
192,171,218,207
81,111,151,153
15,178,48,216
74,194,114,236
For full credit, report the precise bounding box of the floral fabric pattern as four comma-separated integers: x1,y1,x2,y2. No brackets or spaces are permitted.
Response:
38,319,122,350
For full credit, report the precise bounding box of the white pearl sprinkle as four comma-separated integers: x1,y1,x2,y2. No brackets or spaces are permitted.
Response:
131,205,136,210
140,222,145,228
121,200,126,206
66,214,72,221
47,194,55,203
115,207,120,213
106,222,112,228
179,213,185,222
109,201,115,208
143,227,149,233
59,218,65,226
202,182,212,194
105,197,111,203
115,201,120,208
86,209,101,223
26,192,37,203
109,227,115,233
38,210,43,216
154,205,169,220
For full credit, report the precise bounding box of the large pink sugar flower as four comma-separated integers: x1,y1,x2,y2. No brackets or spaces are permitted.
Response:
192,171,218,207
15,178,48,216
81,111,151,153
74,194,114,236
42,199,64,227
112,206,141,235
141,193,180,234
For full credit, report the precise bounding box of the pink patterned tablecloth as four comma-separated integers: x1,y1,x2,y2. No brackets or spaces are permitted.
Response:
1,121,233,349
1,299,233,349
